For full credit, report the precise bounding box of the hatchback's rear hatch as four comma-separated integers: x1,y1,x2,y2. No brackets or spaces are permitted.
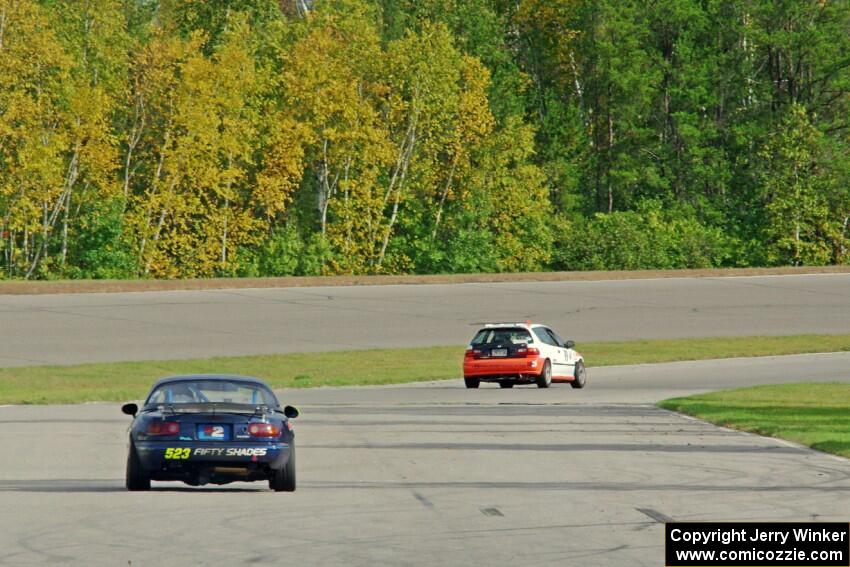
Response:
470,327,534,358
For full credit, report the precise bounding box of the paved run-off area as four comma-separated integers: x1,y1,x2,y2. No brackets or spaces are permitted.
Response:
1,353,849,566
2,273,850,367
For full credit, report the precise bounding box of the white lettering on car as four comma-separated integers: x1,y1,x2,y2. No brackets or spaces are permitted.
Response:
191,447,269,457
226,448,268,457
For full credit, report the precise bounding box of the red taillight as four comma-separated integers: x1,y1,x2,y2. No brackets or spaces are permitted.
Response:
465,348,483,359
248,423,281,437
464,348,483,359
516,347,539,357
147,421,180,436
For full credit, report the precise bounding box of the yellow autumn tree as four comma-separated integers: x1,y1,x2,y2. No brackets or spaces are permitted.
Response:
0,0,69,277
127,18,264,277
55,0,128,272
270,4,499,275
0,0,126,278
278,4,393,274
376,23,494,270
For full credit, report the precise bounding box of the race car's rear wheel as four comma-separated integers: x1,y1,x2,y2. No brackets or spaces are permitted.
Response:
270,447,296,492
571,360,587,389
126,441,150,491
464,377,480,389
499,382,514,388
536,360,552,389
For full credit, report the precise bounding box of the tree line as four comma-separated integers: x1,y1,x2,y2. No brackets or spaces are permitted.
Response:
1,0,848,279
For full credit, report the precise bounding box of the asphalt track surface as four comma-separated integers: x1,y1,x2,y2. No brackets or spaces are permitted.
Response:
1,274,850,565
2,273,850,367
1,353,849,566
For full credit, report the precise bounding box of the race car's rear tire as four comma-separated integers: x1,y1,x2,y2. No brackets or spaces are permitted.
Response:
270,447,296,492
464,377,480,389
499,382,514,389
536,360,552,389
570,360,587,389
126,441,150,491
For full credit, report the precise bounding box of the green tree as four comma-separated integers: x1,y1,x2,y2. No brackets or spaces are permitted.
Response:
466,116,552,272
158,0,283,49
759,105,838,266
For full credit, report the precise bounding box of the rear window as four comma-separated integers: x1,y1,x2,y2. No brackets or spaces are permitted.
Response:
146,380,278,406
471,327,533,345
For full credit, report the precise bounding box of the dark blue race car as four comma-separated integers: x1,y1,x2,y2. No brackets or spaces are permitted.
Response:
121,374,299,492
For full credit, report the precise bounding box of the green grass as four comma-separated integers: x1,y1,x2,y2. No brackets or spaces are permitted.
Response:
572,333,850,366
0,347,462,405
2,333,850,405
659,383,850,459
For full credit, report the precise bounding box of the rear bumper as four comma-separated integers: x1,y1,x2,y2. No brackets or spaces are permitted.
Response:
136,440,291,473
463,356,543,379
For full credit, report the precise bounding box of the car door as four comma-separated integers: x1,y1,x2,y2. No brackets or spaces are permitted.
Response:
543,328,571,378
548,329,577,378
532,327,558,370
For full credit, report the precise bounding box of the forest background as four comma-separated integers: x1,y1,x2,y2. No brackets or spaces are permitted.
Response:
1,0,849,280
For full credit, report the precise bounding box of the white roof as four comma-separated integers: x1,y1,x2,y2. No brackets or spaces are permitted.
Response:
479,322,543,328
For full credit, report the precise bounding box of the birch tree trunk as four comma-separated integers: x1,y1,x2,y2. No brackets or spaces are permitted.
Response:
431,157,458,240
377,123,417,268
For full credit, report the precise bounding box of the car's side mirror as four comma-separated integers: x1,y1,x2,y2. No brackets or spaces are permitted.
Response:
565,340,575,349
283,405,299,419
121,403,138,417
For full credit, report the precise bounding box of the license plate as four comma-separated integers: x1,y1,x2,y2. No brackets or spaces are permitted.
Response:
491,348,507,357
198,424,230,441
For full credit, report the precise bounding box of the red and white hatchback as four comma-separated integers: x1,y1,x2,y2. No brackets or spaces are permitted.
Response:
463,322,586,389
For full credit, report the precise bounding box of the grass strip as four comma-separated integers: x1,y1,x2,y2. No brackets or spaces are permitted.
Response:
659,383,850,459
1,333,850,405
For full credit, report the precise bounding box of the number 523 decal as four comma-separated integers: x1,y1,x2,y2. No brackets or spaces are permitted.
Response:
164,447,191,460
